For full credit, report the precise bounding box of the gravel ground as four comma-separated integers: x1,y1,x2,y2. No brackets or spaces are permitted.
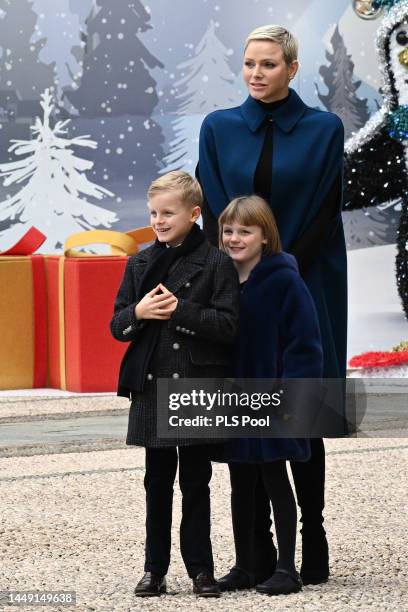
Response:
0,436,407,612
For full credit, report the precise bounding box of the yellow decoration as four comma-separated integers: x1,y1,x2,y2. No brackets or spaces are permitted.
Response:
392,340,408,352
399,48,408,68
64,229,138,257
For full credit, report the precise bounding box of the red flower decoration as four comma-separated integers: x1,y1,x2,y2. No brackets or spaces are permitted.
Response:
349,350,408,369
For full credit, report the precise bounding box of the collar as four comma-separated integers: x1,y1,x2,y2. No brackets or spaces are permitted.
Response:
135,239,210,266
240,88,307,133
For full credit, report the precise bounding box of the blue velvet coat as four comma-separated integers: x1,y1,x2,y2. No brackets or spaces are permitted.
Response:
199,89,347,379
213,253,323,463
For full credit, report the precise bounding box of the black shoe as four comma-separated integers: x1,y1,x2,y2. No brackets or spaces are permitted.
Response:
300,526,329,585
192,572,221,597
256,569,302,596
217,566,253,592
134,572,166,597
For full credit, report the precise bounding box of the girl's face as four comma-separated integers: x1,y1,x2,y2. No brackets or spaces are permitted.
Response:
243,40,298,103
222,222,267,267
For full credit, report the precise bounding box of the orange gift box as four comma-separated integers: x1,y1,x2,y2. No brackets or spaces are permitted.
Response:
0,227,47,389
47,228,154,392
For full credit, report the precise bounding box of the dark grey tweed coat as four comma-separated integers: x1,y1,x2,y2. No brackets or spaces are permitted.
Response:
110,239,240,447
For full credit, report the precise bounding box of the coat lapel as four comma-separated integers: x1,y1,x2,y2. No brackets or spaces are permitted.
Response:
132,241,210,296
164,241,210,294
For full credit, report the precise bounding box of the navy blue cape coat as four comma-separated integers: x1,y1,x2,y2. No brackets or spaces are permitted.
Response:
199,89,347,379
213,253,323,463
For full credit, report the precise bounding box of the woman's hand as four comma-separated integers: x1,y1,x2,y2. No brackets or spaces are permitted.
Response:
135,284,178,320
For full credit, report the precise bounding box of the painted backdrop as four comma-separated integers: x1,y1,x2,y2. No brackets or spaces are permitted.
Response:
0,0,396,251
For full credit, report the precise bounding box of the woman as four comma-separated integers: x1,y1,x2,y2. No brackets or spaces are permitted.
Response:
197,24,347,588
214,195,323,595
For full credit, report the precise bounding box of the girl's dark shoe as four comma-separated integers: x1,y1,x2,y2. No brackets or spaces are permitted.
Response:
192,573,221,597
217,566,253,591
134,572,166,597
300,526,329,585
256,569,302,596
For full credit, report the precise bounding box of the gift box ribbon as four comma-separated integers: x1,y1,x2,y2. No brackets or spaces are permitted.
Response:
0,227,47,387
0,226,46,256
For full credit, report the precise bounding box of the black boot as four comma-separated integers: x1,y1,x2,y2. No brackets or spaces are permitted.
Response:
291,438,329,585
300,523,329,585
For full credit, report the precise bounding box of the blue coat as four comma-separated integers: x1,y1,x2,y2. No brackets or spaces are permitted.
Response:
199,89,347,379
212,253,323,463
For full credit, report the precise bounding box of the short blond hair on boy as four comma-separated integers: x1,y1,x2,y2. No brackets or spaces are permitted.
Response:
148,171,203,207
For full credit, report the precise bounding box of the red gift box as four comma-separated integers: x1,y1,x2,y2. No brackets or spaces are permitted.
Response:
47,228,154,392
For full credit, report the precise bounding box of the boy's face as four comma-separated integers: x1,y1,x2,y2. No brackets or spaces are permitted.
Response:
148,190,200,247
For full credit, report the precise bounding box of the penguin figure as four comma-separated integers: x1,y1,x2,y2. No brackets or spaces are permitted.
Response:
345,0,408,318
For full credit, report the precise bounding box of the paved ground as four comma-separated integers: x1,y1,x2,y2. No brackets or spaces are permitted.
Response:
0,396,407,611
1,383,407,457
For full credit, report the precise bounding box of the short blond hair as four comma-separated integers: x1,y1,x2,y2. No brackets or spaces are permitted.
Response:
245,24,298,65
219,195,282,256
148,171,203,207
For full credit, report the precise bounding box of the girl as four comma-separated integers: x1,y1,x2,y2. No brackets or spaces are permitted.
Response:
216,195,323,596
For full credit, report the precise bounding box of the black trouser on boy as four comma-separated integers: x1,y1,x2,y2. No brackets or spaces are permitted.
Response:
144,445,214,577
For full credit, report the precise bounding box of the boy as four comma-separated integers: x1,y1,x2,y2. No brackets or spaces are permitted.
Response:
110,171,239,598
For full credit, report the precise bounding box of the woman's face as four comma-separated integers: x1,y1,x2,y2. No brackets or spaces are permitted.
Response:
243,40,298,103
222,222,266,268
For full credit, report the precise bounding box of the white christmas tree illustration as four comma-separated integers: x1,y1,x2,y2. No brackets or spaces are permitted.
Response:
0,89,116,252
162,20,239,173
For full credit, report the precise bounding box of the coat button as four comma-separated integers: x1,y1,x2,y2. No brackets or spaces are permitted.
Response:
181,327,186,333
172,343,180,350
147,373,153,381
185,282,191,288
172,373,180,379
191,331,196,336
176,326,181,331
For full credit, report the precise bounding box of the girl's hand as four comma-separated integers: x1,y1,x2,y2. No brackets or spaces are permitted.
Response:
135,284,178,320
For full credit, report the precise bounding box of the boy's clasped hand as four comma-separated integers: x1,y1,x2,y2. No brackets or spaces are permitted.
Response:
135,283,178,320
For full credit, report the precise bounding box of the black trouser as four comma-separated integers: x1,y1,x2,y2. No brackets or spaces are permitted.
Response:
229,463,277,582
230,438,325,578
144,445,214,578
229,460,298,580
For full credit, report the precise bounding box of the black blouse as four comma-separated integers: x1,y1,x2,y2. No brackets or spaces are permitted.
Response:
253,94,290,202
